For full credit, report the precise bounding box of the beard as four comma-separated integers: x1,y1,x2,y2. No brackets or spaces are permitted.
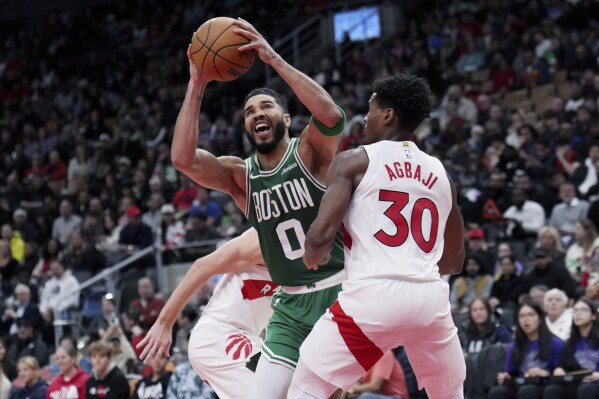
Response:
246,119,287,154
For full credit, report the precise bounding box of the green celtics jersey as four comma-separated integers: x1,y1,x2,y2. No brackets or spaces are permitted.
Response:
245,137,344,286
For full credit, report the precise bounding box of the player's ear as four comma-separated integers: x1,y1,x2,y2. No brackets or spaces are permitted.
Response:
284,113,291,128
383,107,395,124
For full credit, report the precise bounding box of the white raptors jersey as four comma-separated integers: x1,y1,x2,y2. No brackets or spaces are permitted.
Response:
200,265,276,336
342,141,452,282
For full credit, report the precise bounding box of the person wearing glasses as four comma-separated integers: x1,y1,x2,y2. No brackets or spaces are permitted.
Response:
543,299,599,399
488,301,564,399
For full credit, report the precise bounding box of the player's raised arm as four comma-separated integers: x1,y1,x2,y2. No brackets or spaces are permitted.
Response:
437,176,465,275
137,228,265,364
233,18,345,177
171,45,247,208
303,149,368,269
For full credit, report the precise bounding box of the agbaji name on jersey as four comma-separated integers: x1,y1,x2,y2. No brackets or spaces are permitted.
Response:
384,160,439,190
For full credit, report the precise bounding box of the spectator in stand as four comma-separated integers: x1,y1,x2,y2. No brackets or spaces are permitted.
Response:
492,55,517,92
20,242,39,277
183,209,222,260
450,255,494,314
115,157,134,190
51,200,82,247
61,230,106,280
67,145,94,193
522,247,578,299
543,288,573,342
544,298,599,399
173,307,197,355
0,240,19,296
490,255,526,311
1,224,24,264
0,283,42,336
166,358,213,399
142,193,163,235
339,350,409,399
440,84,478,128
96,213,121,263
48,336,93,378
492,242,525,276
528,285,549,308
88,294,120,341
132,355,171,399
6,320,49,371
458,298,513,354
46,345,89,399
503,188,546,242
128,278,165,331
100,324,137,375
549,182,590,245
339,119,365,152
118,205,153,260
0,339,10,398
172,175,198,211
465,227,494,271
156,204,184,250
190,187,222,227
43,150,68,195
488,301,564,399
32,238,61,282
581,246,599,301
80,213,103,248
85,341,130,399
8,356,47,399
39,260,80,322
12,209,35,244
565,219,599,279
569,142,599,197
525,139,556,183
532,227,566,268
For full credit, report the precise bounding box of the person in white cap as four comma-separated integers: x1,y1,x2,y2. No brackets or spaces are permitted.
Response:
157,204,185,250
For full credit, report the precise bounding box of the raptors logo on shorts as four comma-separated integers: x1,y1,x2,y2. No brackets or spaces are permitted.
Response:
225,333,253,361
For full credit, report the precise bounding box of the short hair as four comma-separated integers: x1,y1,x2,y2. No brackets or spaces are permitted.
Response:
371,74,433,132
530,284,549,294
244,87,289,114
14,283,30,296
544,288,568,305
88,341,112,358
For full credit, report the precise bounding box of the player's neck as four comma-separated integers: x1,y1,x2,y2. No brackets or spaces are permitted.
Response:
386,132,413,142
256,136,290,171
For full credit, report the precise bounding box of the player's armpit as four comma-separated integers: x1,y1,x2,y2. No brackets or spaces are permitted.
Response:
175,152,248,210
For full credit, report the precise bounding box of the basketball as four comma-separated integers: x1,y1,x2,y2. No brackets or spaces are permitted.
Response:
190,17,256,82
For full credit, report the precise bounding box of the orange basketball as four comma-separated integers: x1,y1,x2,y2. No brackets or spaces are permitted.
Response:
190,17,256,82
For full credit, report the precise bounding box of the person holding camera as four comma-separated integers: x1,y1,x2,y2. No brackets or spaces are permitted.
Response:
87,294,120,341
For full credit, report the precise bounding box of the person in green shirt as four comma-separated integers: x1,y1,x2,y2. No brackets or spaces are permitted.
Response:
146,17,346,399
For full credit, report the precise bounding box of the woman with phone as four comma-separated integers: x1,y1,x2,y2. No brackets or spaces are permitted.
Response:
543,299,599,399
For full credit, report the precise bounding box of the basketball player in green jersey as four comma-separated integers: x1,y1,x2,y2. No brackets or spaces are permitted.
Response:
172,18,345,398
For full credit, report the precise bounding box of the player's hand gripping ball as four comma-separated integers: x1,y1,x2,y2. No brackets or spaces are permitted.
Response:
190,17,256,82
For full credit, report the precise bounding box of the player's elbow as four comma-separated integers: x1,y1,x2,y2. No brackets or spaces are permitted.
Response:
172,155,193,173
439,248,465,276
317,108,343,129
